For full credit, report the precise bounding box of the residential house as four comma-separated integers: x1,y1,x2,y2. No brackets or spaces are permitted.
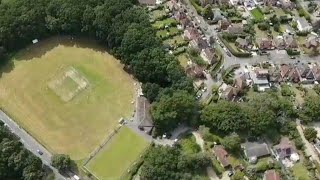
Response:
234,74,247,91
174,10,187,22
184,27,200,40
138,0,158,6
213,9,224,22
242,141,271,164
251,68,270,91
296,64,314,83
235,37,251,50
219,84,238,101
305,34,319,49
312,65,320,82
263,0,277,6
200,48,218,65
213,145,231,168
280,64,300,83
199,0,213,7
264,170,281,180
258,38,274,50
137,96,154,134
269,66,280,82
227,24,244,35
186,64,205,79
274,36,286,50
279,0,294,9
296,17,312,32
273,137,299,162
190,37,209,51
283,34,298,49
218,19,231,30
180,17,193,28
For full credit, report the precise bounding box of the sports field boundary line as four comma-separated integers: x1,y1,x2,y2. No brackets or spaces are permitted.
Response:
82,125,123,167
0,107,54,153
82,166,100,180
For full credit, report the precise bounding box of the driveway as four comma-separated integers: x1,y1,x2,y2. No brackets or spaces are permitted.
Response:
296,119,320,164
0,110,70,180
192,132,229,180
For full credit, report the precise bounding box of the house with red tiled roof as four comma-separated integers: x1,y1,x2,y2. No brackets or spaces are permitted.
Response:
213,145,231,168
264,170,281,180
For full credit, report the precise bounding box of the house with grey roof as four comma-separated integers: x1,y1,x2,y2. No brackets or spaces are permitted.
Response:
305,34,319,49
137,96,154,134
242,141,271,164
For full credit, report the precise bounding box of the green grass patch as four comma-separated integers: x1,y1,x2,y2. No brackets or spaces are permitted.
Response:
152,18,177,29
251,8,264,21
0,37,136,160
151,10,167,20
179,134,201,155
292,162,311,180
178,54,189,68
86,126,149,180
163,35,187,47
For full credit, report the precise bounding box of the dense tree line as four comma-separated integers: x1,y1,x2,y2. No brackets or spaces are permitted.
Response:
201,93,296,136
0,0,195,133
140,145,210,180
0,122,45,180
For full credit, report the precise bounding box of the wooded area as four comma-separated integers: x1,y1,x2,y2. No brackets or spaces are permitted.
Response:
0,122,45,179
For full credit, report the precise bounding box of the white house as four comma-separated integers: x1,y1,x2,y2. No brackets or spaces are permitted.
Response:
296,17,312,32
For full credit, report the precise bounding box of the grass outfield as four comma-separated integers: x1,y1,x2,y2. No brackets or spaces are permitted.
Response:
86,126,148,180
0,36,136,160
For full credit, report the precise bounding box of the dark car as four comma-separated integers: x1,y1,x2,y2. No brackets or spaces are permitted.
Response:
226,51,232,57
37,149,43,155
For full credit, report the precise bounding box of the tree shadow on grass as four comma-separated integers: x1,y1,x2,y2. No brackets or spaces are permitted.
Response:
0,35,109,77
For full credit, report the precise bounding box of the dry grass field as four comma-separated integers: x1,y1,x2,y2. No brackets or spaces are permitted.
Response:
0,36,136,160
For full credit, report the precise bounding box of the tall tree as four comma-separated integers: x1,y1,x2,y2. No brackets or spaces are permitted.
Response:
151,91,198,135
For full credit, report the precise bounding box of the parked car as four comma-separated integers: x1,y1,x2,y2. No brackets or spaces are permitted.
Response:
37,149,43,155
226,51,232,57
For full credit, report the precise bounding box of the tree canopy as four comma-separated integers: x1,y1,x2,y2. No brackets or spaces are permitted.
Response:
140,145,210,180
151,90,199,135
0,123,45,179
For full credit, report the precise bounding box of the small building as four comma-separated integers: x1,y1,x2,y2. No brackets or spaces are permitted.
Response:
137,96,154,134
274,36,286,50
183,27,200,40
200,48,217,65
283,34,298,49
273,137,299,162
213,145,231,168
219,83,238,101
258,38,274,50
263,170,281,180
189,37,208,51
218,19,231,30
305,34,319,49
296,64,314,84
227,24,244,35
242,141,271,164
296,17,312,32
235,37,251,50
312,65,320,82
186,64,205,79
138,0,157,6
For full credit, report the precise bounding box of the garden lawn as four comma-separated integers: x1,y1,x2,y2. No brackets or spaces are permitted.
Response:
178,54,189,68
251,8,264,21
152,18,177,29
0,36,135,160
151,10,167,20
163,35,186,46
292,162,311,180
86,126,148,180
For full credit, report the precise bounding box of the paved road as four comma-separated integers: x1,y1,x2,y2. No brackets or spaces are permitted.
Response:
296,119,320,164
182,0,320,69
0,110,68,180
